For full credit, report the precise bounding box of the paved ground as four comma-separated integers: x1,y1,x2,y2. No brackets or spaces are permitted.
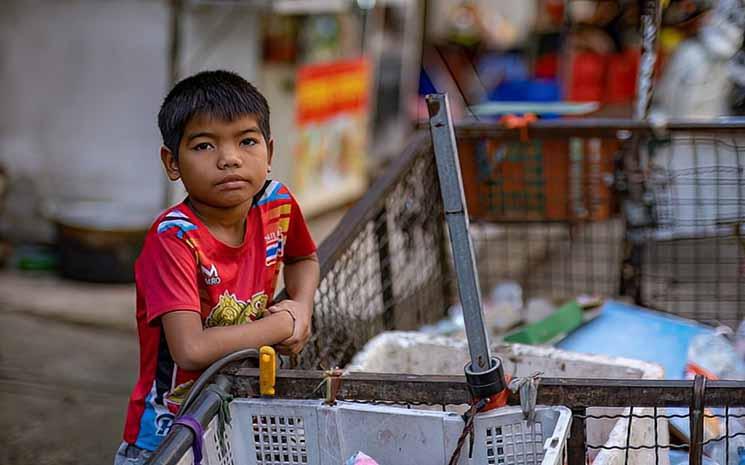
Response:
0,312,137,465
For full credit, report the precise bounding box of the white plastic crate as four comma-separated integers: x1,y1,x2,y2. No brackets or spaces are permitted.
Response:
176,399,571,465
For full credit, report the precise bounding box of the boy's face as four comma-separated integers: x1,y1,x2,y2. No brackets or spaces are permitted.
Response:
161,113,273,209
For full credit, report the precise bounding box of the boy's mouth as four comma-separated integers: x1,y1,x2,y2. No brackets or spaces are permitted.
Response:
215,174,249,189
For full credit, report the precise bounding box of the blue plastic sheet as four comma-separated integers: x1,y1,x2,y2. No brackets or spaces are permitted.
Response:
557,300,713,379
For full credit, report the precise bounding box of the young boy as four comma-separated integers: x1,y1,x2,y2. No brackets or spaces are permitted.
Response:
115,70,320,464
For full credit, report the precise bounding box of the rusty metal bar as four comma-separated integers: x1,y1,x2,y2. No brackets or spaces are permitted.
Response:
568,407,587,465
455,119,745,138
226,368,745,408
689,375,706,465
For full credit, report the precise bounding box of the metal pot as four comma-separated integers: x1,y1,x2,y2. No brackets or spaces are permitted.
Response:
50,202,154,283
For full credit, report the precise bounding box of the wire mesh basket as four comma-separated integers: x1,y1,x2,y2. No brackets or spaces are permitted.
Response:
626,132,745,326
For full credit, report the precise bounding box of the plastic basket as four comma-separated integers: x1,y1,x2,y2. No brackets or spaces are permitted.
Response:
457,136,617,222
177,399,571,465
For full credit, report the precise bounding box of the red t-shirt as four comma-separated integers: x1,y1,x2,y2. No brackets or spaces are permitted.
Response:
122,180,316,450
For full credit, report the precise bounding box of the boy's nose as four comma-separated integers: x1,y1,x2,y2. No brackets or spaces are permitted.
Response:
217,149,242,169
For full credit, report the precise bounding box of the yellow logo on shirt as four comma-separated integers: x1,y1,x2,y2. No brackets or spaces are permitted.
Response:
205,290,268,327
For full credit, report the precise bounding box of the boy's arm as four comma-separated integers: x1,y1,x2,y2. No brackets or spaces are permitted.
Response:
268,252,320,354
162,310,294,371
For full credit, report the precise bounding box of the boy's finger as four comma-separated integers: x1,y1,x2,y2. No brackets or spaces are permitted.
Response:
279,339,304,353
276,346,293,356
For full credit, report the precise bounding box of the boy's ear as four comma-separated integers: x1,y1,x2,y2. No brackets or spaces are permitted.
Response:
267,138,274,169
160,146,181,181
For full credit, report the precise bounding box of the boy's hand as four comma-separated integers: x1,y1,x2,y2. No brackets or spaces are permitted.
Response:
267,299,312,355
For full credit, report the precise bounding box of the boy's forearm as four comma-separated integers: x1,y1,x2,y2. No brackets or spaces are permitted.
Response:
164,311,293,371
200,315,292,361
283,253,320,305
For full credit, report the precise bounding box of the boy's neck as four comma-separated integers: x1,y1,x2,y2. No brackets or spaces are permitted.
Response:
186,197,251,246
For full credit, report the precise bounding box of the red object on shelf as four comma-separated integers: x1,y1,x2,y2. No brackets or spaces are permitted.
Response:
606,50,639,103
567,52,607,102
534,53,558,79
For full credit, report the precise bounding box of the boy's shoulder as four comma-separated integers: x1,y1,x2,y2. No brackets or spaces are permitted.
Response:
149,204,197,240
254,180,293,208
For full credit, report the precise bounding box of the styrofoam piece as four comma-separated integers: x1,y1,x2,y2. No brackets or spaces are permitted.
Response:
348,331,668,465
348,331,663,379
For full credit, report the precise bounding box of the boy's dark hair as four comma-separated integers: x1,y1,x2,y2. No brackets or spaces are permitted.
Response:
158,70,271,159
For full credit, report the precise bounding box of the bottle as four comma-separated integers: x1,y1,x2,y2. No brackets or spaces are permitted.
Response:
686,327,740,380
734,320,745,362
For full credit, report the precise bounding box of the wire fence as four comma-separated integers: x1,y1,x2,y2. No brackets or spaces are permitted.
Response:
626,133,745,326
295,120,745,371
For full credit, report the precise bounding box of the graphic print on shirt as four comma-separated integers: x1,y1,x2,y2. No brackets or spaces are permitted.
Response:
136,382,174,450
265,231,284,266
264,202,292,269
255,180,291,206
200,263,221,286
205,290,268,327
156,211,197,238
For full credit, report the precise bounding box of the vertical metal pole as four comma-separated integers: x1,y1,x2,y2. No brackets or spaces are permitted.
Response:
426,93,491,372
568,407,587,465
635,0,662,120
622,0,661,304
689,375,706,465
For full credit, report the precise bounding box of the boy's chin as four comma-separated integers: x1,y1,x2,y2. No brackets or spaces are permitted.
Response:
197,193,254,209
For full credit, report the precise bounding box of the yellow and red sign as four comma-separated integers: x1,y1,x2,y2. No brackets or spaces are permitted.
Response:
293,58,370,215
296,58,370,125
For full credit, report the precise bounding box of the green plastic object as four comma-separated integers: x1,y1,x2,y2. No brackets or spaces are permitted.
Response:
504,301,583,345
16,245,58,271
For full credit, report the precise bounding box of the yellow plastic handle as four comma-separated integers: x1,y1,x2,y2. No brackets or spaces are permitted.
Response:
259,346,276,396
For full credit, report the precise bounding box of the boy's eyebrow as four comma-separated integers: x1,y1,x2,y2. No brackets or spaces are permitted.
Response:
185,127,261,142
235,127,262,136
185,131,215,142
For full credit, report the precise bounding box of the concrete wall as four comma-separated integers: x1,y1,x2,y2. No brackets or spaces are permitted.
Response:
0,1,262,242
0,1,169,241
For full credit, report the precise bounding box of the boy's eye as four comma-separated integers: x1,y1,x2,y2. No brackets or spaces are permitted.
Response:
193,142,213,151
240,138,258,147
